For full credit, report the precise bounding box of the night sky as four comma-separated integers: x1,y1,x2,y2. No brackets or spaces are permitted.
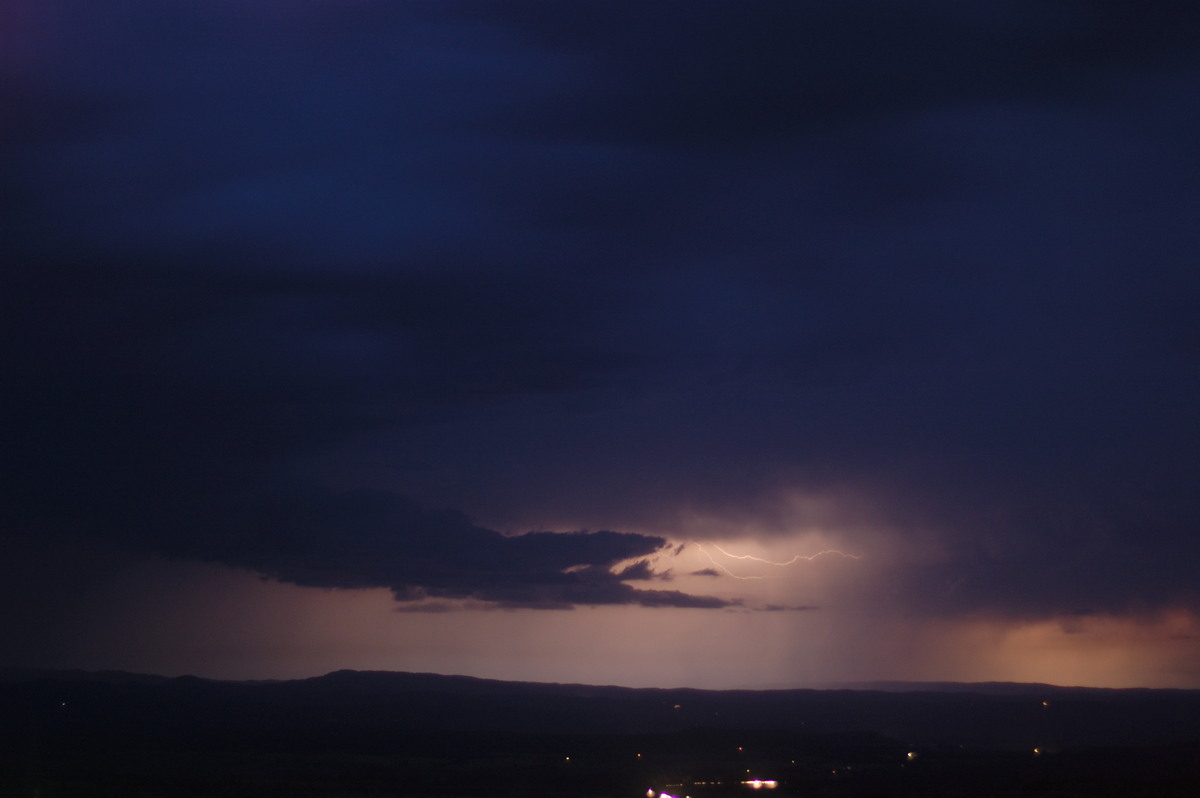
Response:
4,1,1200,689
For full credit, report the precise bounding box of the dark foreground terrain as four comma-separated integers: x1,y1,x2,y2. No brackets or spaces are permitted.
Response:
2,670,1198,797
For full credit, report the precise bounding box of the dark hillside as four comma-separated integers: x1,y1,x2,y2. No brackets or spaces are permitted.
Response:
1,670,1198,796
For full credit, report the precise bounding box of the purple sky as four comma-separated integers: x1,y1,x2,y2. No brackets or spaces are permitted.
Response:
4,1,1200,689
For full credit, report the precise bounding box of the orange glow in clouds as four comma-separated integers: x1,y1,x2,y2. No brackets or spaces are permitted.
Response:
939,610,1200,688
55,551,1200,690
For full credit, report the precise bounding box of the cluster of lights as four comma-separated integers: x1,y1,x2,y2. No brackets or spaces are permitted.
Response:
647,779,778,797
740,779,778,790
644,742,938,798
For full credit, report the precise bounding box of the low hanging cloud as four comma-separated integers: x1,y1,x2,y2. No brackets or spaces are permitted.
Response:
242,491,737,609
161,487,738,609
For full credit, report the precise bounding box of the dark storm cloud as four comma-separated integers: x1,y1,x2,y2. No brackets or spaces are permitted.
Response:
4,1,1200,619
202,488,722,609
458,0,1200,146
615,560,670,581
0,257,698,605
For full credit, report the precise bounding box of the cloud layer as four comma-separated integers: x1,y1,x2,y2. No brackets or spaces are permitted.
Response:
4,1,1200,620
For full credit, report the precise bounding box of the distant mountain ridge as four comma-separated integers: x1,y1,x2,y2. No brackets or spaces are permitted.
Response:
6,667,1199,797
6,666,1189,695
0,667,176,684
2,667,1198,749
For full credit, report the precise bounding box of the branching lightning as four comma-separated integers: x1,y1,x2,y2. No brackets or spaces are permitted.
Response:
694,542,860,580
696,544,765,580
710,543,860,566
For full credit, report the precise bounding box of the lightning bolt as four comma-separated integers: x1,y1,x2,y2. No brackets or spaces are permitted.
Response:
695,543,765,580
691,542,859,578
709,543,861,565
